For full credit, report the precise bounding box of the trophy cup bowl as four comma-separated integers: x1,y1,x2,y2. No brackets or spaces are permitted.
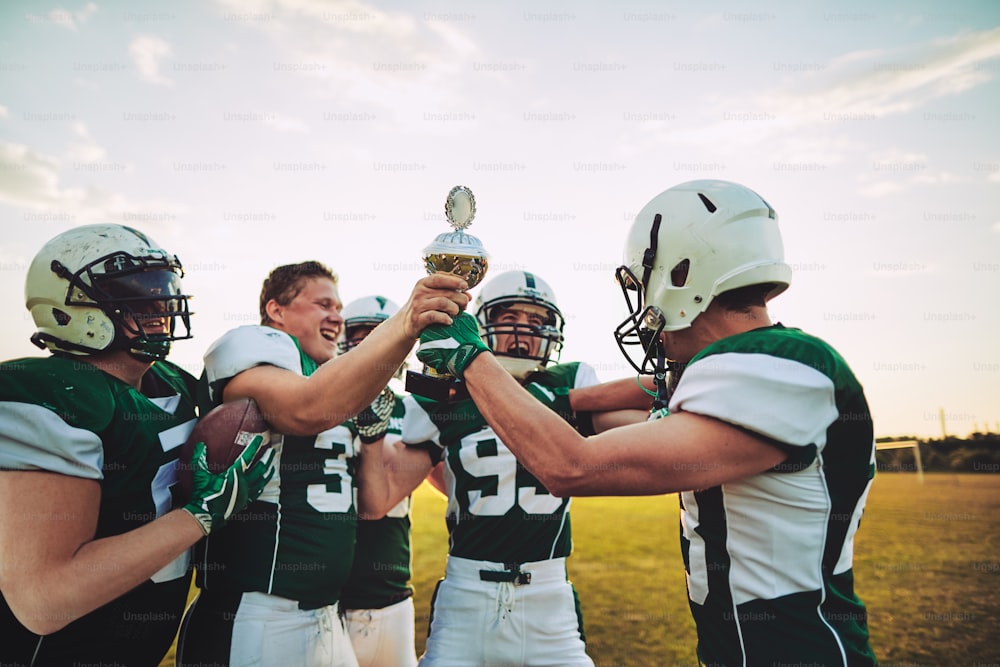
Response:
406,186,488,401
422,242,489,289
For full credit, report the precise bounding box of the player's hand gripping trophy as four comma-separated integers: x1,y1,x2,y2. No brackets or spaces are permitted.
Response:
405,185,488,401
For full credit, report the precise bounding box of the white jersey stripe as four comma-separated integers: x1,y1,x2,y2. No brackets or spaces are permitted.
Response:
0,401,103,478
725,466,829,605
680,493,708,605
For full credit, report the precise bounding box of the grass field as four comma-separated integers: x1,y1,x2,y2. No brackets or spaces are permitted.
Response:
162,473,1000,666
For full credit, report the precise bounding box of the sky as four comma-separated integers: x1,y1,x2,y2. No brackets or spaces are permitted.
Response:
1,0,998,439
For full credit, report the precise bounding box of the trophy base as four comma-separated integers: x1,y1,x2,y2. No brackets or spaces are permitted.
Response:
405,369,470,402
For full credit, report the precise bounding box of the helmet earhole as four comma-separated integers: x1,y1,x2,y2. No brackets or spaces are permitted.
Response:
52,309,71,326
670,259,690,287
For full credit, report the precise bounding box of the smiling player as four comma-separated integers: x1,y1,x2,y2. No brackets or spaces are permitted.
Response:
177,261,468,667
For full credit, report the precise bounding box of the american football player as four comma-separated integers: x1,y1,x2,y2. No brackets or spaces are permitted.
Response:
176,262,468,667
338,295,420,667
367,270,645,667
416,180,879,666
0,224,273,667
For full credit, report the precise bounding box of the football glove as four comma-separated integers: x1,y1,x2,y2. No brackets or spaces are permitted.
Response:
354,386,396,444
182,436,276,535
417,312,489,379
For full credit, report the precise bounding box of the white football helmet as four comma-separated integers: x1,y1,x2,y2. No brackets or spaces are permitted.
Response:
614,179,791,373
25,224,192,361
475,270,564,379
339,295,400,354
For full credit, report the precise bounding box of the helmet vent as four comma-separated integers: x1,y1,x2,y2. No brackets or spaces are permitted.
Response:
670,259,690,287
697,193,717,213
52,308,71,326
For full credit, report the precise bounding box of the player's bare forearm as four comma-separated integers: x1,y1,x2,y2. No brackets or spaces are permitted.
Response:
426,460,447,497
356,440,391,520
0,472,204,635
364,440,434,515
226,274,470,435
570,375,655,413
591,409,650,433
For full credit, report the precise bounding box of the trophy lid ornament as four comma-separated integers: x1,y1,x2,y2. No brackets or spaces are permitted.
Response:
422,185,489,289
445,185,476,230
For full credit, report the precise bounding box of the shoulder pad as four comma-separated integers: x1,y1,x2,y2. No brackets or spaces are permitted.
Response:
401,394,443,451
0,356,116,433
527,361,598,390
203,326,301,403
152,359,199,396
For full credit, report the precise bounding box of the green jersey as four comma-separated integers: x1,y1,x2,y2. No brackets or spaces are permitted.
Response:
0,354,198,661
671,325,877,666
196,326,358,608
340,394,415,610
403,362,598,563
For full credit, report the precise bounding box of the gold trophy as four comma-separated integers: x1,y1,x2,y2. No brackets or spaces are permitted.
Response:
405,185,489,401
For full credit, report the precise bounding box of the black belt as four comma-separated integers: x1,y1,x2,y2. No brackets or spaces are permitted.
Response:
479,564,532,586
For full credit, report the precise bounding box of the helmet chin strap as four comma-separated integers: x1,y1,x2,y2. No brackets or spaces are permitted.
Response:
114,329,171,362
126,345,168,363
652,346,669,412
650,344,686,413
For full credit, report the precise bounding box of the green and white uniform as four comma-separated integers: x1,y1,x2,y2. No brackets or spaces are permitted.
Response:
0,355,197,667
669,325,877,667
177,325,359,667
404,361,597,667
343,394,418,667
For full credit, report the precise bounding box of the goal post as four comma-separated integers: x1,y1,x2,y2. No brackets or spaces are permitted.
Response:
875,439,924,482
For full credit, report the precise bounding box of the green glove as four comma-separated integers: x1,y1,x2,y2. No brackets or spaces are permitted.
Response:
182,436,276,535
417,312,490,379
353,386,396,444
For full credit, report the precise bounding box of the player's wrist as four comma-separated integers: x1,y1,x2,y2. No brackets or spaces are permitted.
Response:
180,505,212,536
358,431,387,445
460,346,492,378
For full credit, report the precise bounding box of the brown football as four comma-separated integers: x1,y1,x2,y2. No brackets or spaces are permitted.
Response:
176,397,271,500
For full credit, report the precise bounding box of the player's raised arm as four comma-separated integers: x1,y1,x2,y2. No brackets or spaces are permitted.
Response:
218,269,469,435
447,343,784,497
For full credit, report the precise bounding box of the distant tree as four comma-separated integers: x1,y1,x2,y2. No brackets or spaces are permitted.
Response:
875,433,1000,473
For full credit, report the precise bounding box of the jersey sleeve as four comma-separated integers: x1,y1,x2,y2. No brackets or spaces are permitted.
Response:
572,361,600,389
0,401,103,478
401,395,444,464
202,325,301,403
669,351,838,447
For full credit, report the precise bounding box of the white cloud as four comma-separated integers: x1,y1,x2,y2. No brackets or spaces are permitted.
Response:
773,26,1000,120
211,0,479,111
129,35,174,87
64,122,107,163
0,141,167,223
47,2,98,31
0,142,63,209
0,104,8,119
